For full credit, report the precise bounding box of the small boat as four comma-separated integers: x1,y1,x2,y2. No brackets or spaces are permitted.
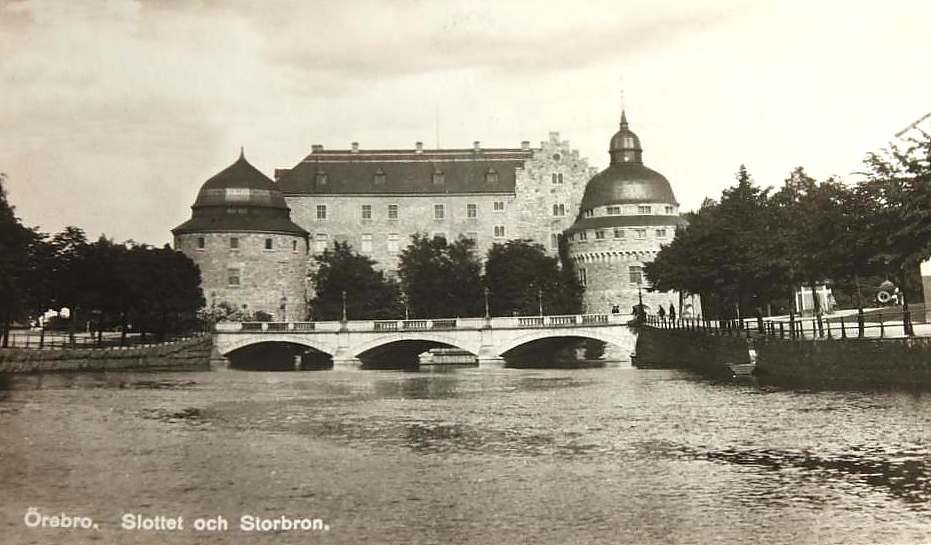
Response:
727,348,757,377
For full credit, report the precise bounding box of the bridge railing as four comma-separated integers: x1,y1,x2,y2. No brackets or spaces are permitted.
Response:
214,314,627,334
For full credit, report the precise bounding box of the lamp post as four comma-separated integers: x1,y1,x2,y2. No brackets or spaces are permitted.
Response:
637,286,645,322
341,290,347,322
484,287,490,319
538,288,543,316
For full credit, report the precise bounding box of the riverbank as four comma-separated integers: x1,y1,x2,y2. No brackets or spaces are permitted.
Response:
0,335,211,373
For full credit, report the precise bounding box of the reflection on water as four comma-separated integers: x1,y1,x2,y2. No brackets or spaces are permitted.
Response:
1,366,930,544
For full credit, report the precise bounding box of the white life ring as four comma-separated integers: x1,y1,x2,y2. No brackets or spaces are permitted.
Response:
877,290,892,303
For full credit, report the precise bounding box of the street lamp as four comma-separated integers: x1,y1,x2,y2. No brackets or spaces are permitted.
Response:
538,288,543,316
341,290,347,322
484,287,490,318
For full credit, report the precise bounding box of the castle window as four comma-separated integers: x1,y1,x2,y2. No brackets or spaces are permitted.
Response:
553,204,559,216
264,238,273,250
635,229,646,239
196,237,205,250
551,234,558,248
388,204,399,220
387,233,400,254
637,205,651,214
656,228,667,238
227,267,241,287
558,173,563,184
432,169,444,185
494,201,504,211
314,233,328,253
434,204,445,220
614,228,625,238
361,234,373,253
361,204,372,220
629,266,643,285
374,168,387,185
292,240,298,252
595,230,605,240
584,209,594,218
606,206,621,215
485,168,498,185
467,203,477,218
578,267,587,287
578,231,588,241
316,205,327,220
665,205,675,214
559,204,565,216
494,225,505,238
314,170,328,186
552,173,558,184
229,237,239,250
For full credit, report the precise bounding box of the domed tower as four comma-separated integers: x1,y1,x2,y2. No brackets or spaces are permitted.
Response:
173,150,309,321
566,111,698,318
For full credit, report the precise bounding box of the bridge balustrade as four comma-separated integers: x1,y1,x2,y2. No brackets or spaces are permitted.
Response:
581,314,609,324
518,317,545,327
374,321,398,331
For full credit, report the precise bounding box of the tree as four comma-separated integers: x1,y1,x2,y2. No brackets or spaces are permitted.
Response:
857,132,931,302
397,234,483,318
646,166,783,318
483,240,582,316
0,174,43,346
308,241,402,320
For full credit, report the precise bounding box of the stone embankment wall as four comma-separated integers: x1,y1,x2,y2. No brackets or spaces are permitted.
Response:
0,335,211,373
634,326,751,377
754,337,931,386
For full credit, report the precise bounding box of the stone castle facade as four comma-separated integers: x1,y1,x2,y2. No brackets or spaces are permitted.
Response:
173,111,691,321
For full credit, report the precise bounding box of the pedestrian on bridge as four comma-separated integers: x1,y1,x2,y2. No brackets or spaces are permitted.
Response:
658,305,666,324
668,304,676,324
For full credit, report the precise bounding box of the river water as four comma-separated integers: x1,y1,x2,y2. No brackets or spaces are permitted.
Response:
2,362,931,545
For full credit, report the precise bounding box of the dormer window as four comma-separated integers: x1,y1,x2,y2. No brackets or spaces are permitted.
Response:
485,168,498,185
314,169,328,186
432,169,444,185
374,168,387,185
584,209,594,218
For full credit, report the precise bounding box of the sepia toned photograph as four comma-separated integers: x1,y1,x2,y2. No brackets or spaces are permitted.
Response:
2,0,931,543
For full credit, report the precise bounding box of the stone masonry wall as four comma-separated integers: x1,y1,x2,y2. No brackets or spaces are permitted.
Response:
0,335,211,373
754,336,931,386
175,232,308,321
513,132,594,255
287,193,518,273
634,326,752,377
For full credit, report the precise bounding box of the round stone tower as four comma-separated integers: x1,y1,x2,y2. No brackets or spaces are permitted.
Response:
172,150,309,321
565,111,699,318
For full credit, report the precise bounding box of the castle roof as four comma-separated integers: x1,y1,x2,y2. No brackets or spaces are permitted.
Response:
576,111,679,212
275,146,532,195
172,151,308,237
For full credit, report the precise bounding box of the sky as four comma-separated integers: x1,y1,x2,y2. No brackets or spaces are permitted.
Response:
1,0,930,246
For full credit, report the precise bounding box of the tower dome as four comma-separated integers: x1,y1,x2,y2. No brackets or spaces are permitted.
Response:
576,111,678,214
173,150,308,237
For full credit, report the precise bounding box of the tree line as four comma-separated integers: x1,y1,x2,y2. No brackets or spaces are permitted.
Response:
0,175,204,346
308,235,583,321
645,132,931,319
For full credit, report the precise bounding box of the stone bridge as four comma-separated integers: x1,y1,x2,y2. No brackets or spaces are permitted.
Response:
213,314,633,369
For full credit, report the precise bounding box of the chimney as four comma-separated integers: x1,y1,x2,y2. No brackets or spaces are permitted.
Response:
473,140,481,152
351,142,359,153
521,140,530,150
415,141,423,153
311,144,323,153
548,131,560,143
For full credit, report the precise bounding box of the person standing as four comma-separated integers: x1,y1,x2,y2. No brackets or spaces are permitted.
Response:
668,304,676,324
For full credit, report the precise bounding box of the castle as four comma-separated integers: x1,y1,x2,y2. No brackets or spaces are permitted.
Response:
172,110,696,320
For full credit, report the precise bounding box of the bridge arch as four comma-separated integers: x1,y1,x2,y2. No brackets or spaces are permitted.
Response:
494,328,633,358
349,331,481,359
217,334,335,357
